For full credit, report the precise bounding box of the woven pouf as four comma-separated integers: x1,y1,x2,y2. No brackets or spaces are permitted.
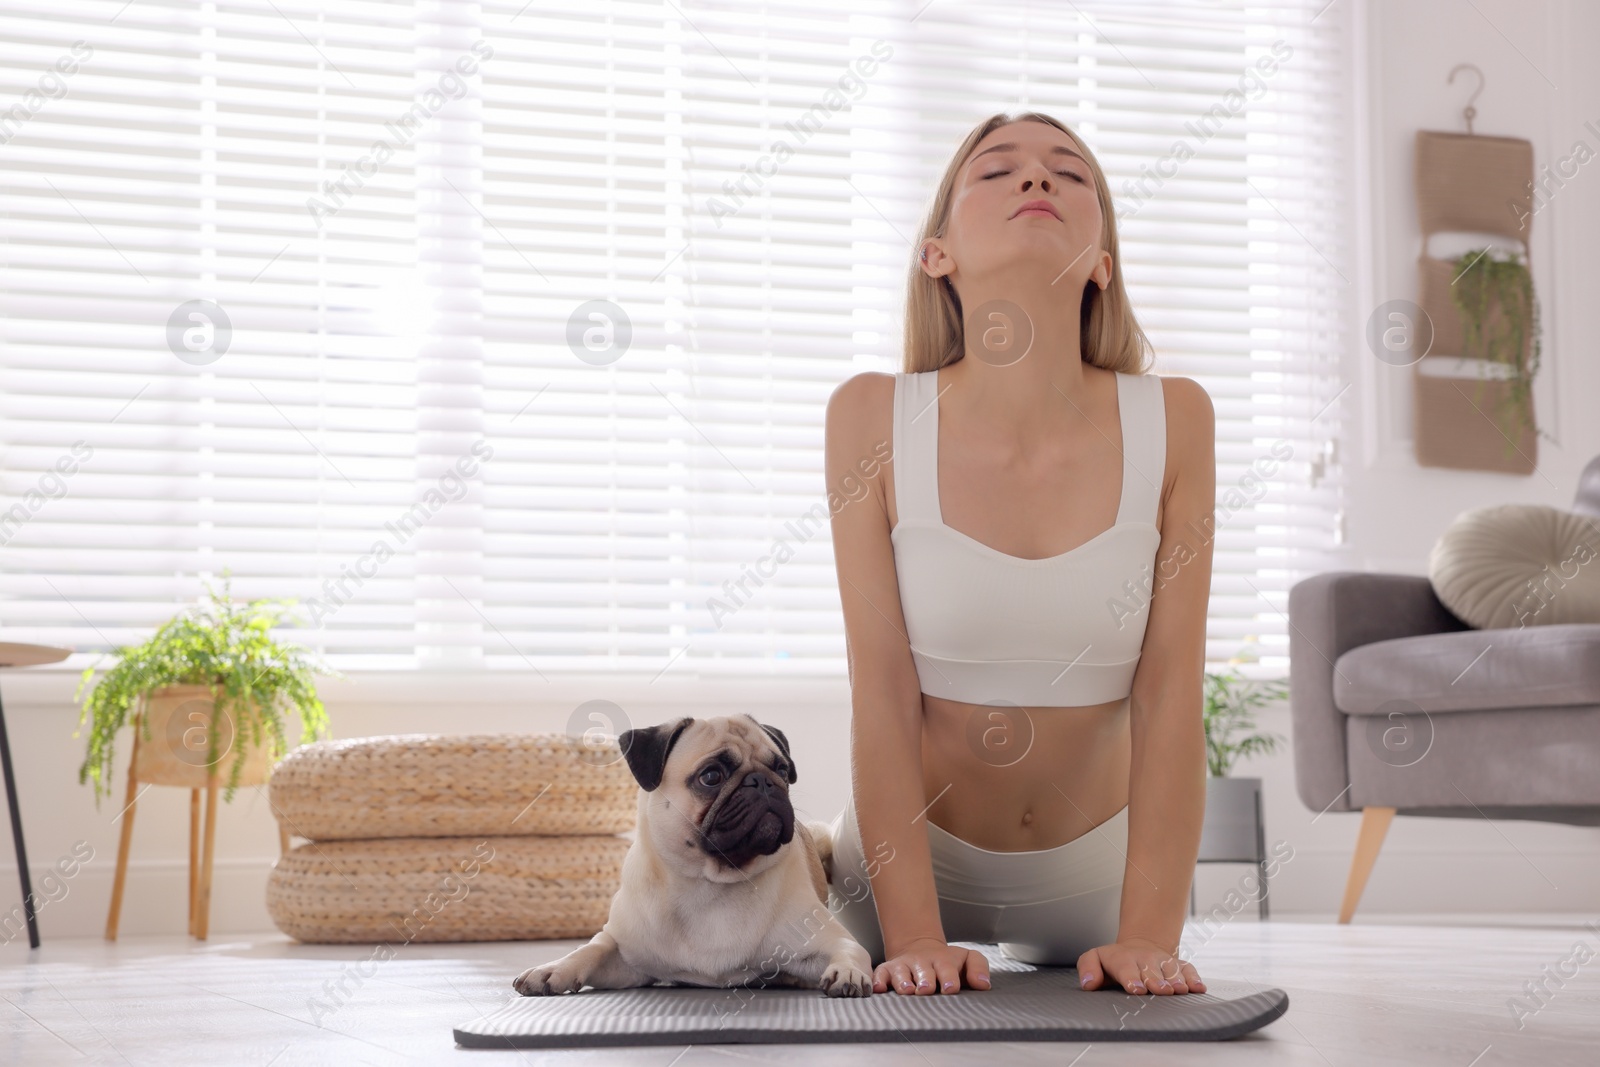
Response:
268,733,638,840
267,834,629,943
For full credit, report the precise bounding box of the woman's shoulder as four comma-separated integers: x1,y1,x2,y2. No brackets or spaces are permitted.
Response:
826,371,897,427
1150,372,1213,428
825,374,902,463
1111,368,1212,438
824,372,899,524
1148,374,1215,490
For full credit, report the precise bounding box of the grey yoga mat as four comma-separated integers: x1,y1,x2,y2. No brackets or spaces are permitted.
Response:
455,945,1288,1049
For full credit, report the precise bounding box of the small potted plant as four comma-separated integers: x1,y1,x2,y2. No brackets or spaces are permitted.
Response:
74,575,336,806
1199,655,1288,882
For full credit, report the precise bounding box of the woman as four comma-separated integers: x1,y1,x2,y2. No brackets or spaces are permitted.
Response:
822,112,1215,998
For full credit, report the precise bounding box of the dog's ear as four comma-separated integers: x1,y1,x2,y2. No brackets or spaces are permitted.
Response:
757,721,798,784
619,716,694,792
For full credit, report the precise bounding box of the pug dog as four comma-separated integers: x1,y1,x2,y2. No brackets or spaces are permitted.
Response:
512,714,873,998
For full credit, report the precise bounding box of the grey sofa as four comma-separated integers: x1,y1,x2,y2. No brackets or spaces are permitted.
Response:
1287,455,1600,923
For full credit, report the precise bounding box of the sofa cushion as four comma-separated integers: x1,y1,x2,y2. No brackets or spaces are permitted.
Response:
1332,623,1600,714
1428,504,1600,629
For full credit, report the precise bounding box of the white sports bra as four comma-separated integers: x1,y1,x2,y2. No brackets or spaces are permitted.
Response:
890,367,1167,708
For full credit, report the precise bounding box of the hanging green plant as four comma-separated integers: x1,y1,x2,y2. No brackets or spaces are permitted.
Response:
73,574,337,806
1449,247,1541,452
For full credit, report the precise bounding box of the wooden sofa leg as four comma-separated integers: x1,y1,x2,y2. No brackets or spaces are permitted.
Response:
1339,806,1396,924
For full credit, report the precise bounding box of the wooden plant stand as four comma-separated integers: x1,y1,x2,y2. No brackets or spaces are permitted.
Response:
104,687,283,941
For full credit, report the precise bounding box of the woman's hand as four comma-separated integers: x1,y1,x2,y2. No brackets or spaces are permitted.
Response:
873,936,992,994
1077,938,1206,994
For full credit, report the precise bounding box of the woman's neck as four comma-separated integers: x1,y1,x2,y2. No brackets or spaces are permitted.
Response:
946,260,1100,433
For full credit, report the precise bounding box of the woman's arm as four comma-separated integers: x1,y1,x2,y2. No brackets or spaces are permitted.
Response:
824,372,990,995
1083,374,1215,994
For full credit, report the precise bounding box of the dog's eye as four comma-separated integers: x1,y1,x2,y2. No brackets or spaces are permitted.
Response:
697,767,724,788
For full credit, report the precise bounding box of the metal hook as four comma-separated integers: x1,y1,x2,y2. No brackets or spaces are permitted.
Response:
1447,63,1484,135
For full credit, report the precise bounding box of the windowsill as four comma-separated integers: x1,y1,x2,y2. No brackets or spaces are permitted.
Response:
5,663,1285,707
0,668,857,709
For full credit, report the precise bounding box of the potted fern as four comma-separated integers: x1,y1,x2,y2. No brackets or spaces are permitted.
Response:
1450,246,1541,453
1197,660,1288,915
74,576,335,806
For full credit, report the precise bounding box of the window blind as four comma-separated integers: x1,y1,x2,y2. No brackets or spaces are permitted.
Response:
1,0,1348,677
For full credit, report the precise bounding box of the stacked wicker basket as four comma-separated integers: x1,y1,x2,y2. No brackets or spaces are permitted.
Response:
265,734,637,943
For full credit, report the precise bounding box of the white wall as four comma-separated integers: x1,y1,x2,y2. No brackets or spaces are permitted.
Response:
1347,0,1600,570
3,0,1598,953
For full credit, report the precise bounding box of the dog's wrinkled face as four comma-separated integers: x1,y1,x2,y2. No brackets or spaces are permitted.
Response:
619,714,799,882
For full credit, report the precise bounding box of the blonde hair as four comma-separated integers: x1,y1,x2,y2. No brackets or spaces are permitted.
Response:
903,112,1152,375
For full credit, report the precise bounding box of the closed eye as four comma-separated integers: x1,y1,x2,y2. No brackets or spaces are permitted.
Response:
983,169,1086,184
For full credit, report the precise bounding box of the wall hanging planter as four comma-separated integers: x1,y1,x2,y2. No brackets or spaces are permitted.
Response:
1410,66,1541,475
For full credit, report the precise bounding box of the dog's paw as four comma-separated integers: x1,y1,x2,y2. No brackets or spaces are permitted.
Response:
819,959,873,998
512,960,586,996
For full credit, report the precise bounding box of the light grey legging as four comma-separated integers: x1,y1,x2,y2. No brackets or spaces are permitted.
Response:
826,789,1128,967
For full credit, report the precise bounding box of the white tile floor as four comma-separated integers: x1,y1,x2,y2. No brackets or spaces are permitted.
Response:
2,915,1597,1066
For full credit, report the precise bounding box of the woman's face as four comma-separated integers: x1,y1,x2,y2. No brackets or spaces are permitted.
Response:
928,121,1109,294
